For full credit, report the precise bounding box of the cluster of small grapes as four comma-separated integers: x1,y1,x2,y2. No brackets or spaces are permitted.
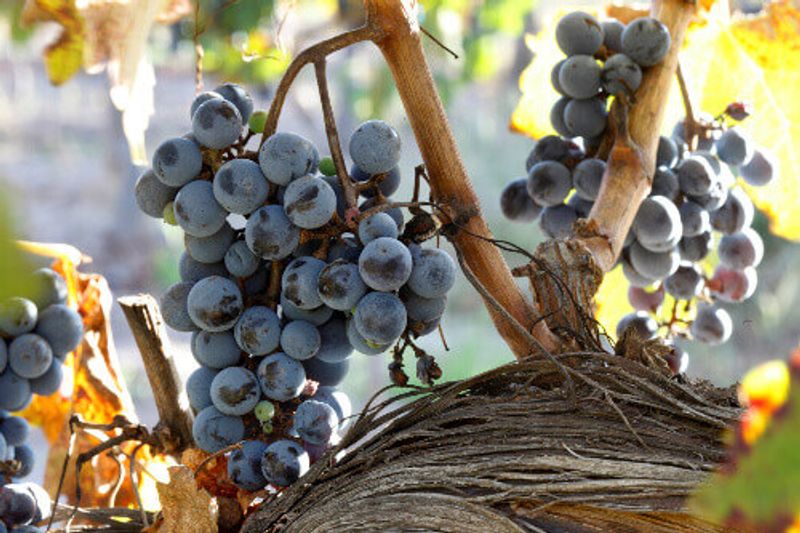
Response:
0,269,78,532
135,83,456,491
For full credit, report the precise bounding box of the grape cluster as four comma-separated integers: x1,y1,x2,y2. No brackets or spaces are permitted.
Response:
500,12,777,372
0,269,75,531
136,84,456,491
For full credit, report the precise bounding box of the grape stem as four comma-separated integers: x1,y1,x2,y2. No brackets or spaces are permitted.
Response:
676,61,698,148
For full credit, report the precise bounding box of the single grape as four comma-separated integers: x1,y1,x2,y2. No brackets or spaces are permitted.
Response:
210,366,261,416
254,400,275,422
212,159,269,215
248,110,268,134
621,17,671,67
601,53,642,95
500,178,543,222
227,439,268,491
354,292,407,345
407,248,456,299
718,228,764,269
650,168,680,202
676,156,715,196
259,132,320,186
214,83,254,122
9,334,53,379
568,194,594,218
280,294,334,327
192,405,245,453
224,240,259,278
629,241,680,279
152,137,203,188
622,254,658,288
257,352,306,402
303,356,349,387
234,306,281,356
601,19,625,52
691,305,732,345
739,149,775,186
550,96,574,138
550,59,567,94
30,303,81,358
359,198,405,233
402,288,447,324
283,175,337,230
190,91,223,118
526,161,572,207
135,169,178,218
349,120,402,175
539,204,578,239
358,237,413,292
710,187,754,234
179,253,228,283
317,260,367,312
633,196,683,251
261,440,309,487
0,415,29,447
187,275,244,332
163,202,178,225
679,200,710,237
315,318,354,364
245,205,301,260
664,263,704,300
688,180,728,212
564,98,607,138
318,156,336,177
185,223,235,264
715,128,753,166
186,366,217,412
351,164,402,198
282,257,327,310
573,158,605,201
191,330,241,369
656,136,679,168
192,98,243,149
709,265,757,303
0,298,37,337
679,232,713,262
616,311,658,340
627,285,664,312
279,321,321,361
29,359,63,396
555,11,604,56
294,399,338,445
358,212,399,244
525,136,578,169
558,55,602,99
345,318,388,356
28,268,67,309
0,370,31,412
3,487,36,525
173,180,228,238
313,387,351,427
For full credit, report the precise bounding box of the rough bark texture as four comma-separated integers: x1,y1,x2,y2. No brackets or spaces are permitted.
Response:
243,354,739,532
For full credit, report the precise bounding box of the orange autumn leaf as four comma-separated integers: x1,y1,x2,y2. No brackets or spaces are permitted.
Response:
154,466,218,533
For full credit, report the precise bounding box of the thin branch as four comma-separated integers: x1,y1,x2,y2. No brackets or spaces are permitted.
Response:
420,26,459,59
676,61,697,149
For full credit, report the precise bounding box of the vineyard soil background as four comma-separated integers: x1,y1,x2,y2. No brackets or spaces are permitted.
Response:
0,0,799,531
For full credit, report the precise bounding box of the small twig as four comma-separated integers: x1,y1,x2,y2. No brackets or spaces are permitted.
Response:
129,443,149,529
420,26,459,59
107,451,126,509
48,416,81,533
676,62,696,148
193,0,204,94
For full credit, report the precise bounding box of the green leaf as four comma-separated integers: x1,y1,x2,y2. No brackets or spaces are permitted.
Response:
0,195,37,302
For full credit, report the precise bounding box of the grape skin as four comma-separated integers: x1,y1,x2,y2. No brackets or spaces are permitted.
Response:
564,98,607,138
213,159,269,215
718,228,764,269
35,303,83,357
187,275,244,332
616,311,658,340
152,138,203,187
551,59,566,95
160,282,196,332
349,120,402,175
710,265,757,303
656,136,679,168
739,150,774,186
224,241,260,278
192,405,245,453
245,205,301,260
678,200,710,237
358,237,413,292
0,370,31,412
621,17,671,67
650,168,680,202
259,132,320,186
8,334,52,379
539,204,578,239
664,263,704,300
550,97,573,138
283,176,337,230
192,98,243,149
345,319,388,356
403,288,447,323
601,19,625,52
315,318,354,364
282,257,327,310
679,232,713,262
0,339,6,374
280,321,321,361
186,366,217,412
185,223,235,264
358,212,399,244
0,298,37,337
135,169,178,218
629,241,680,279
234,306,281,356
174,180,228,238
210,367,261,416
688,178,728,212
715,128,753,166
710,187,753,235
294,399,338,445
676,156,715,197
313,387,352,429
179,253,228,283
228,440,268,491
29,268,67,310
500,178,543,222
191,330,241,369
555,11,604,56
407,248,456,299
257,353,306,402
627,285,664,312
280,294,334,326
601,53,642,95
691,305,732,345
317,260,368,311
261,440,309,487
359,198,405,233
190,91,222,119
354,292,407,345
214,83,254,123
526,161,572,207
632,196,683,250
303,356,349,387
558,55,602,99
621,254,658,288
573,158,605,201
526,136,576,169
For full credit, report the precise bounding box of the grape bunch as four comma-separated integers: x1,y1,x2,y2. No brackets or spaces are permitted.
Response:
0,268,76,531
500,12,777,373
136,83,456,491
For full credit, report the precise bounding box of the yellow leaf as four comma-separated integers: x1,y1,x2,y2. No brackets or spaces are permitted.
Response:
21,0,85,85
155,466,219,533
594,265,634,337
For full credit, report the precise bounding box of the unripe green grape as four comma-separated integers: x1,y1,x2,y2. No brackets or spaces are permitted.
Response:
248,110,268,133
163,202,177,225
318,156,336,177
254,400,276,421
261,420,274,434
